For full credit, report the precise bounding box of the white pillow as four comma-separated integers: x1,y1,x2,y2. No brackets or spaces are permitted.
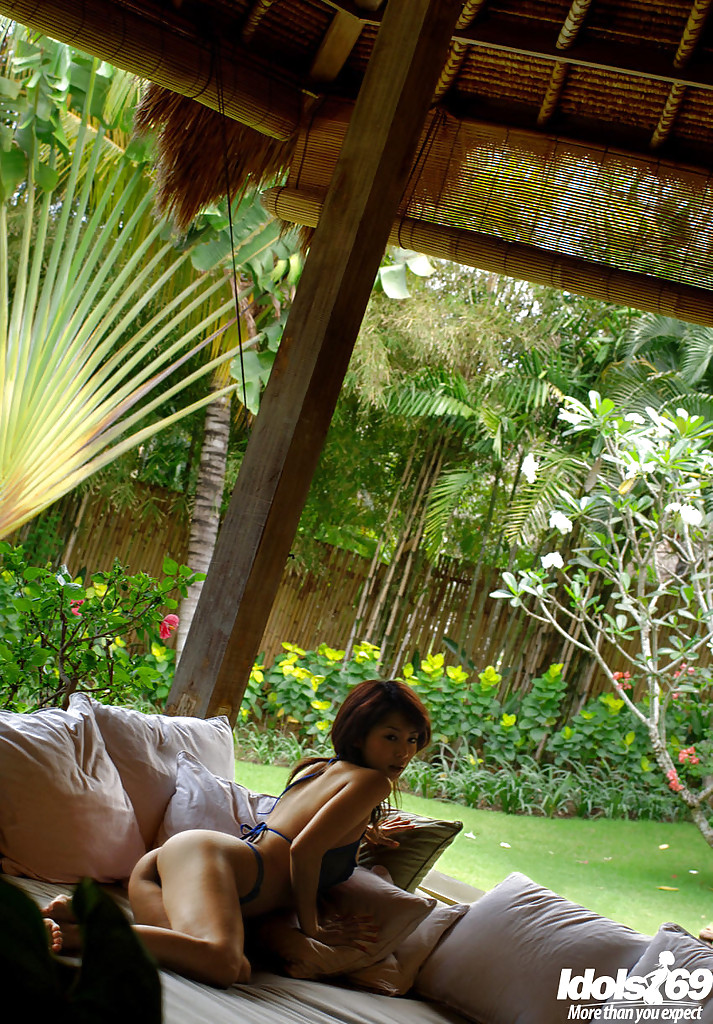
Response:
0,705,145,882
70,693,235,846
159,750,276,843
415,872,649,1024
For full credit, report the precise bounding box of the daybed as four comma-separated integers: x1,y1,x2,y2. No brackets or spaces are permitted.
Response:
2,697,713,1024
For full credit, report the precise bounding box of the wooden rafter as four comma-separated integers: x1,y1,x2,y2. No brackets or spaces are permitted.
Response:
453,19,713,92
538,0,594,126
241,0,277,43
432,0,488,103
309,1,386,84
651,0,712,148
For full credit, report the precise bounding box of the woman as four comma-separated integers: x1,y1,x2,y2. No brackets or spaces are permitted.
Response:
44,678,431,987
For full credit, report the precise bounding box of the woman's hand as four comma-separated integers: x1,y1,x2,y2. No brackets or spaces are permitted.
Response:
363,814,415,849
311,912,379,952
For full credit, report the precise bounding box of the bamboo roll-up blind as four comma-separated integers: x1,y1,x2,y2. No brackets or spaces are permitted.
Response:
286,101,713,299
0,0,301,140
262,185,713,326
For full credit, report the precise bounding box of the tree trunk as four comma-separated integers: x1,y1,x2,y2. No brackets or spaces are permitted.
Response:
175,389,231,659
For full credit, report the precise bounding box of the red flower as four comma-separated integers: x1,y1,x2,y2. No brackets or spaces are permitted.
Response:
159,614,179,640
69,599,85,617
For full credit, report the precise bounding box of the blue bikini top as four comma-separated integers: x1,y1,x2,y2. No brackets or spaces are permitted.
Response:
240,759,362,892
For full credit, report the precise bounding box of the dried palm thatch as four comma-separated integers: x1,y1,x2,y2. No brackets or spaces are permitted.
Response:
135,83,297,230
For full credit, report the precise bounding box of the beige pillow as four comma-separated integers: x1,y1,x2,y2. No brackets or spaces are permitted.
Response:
358,811,463,891
256,866,435,978
70,693,235,846
415,872,649,1024
159,751,276,843
0,705,145,883
348,900,468,995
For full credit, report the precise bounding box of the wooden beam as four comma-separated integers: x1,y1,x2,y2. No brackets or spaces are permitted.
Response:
166,0,463,723
309,10,363,83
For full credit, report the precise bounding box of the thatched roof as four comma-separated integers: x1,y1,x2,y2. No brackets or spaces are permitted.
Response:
4,0,713,321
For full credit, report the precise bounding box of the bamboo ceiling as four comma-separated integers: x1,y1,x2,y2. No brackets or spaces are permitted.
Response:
3,0,713,321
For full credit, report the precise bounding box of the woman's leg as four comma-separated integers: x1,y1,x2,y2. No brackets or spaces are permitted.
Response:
128,849,170,928
130,830,254,988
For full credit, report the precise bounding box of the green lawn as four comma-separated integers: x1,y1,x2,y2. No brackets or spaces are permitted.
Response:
235,759,713,937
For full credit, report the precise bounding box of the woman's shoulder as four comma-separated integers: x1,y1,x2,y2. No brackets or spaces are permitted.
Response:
338,762,391,799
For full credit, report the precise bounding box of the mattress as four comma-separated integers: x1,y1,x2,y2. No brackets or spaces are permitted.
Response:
12,878,466,1024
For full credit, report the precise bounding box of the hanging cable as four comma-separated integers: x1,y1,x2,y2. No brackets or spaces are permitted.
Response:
211,30,250,416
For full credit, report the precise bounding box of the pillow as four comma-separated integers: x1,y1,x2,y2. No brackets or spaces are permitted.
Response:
0,705,145,883
255,866,435,979
159,750,276,843
347,899,468,996
357,811,463,891
69,693,234,846
610,922,713,1021
415,871,649,1024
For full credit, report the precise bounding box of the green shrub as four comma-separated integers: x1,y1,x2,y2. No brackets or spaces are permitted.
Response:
0,542,200,711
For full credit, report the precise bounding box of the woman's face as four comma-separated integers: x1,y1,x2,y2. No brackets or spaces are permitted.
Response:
359,712,420,780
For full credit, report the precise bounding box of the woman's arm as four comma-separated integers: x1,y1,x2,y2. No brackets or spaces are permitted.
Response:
289,769,390,940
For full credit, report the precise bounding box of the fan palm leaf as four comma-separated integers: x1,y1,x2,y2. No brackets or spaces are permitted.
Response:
0,39,261,537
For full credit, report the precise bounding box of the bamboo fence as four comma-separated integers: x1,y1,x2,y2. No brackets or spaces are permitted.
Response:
12,487,713,706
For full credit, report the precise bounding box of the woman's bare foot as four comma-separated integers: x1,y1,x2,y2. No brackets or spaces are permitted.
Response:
41,896,82,954
700,924,713,943
44,918,62,953
41,894,74,922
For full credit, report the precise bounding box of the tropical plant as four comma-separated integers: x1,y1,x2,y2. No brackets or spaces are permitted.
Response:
491,393,713,845
0,29,254,539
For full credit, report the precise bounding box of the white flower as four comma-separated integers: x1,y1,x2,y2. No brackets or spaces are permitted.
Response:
558,408,583,425
624,413,645,425
680,504,703,527
541,552,564,570
549,511,573,534
522,453,539,484
667,502,703,526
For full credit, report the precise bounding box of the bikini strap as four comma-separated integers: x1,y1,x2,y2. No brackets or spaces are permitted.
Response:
240,821,292,844
279,756,340,797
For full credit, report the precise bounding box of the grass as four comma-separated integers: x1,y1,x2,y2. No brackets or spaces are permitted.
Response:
235,759,713,938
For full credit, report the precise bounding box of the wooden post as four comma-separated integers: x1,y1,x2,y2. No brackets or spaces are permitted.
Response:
167,0,463,722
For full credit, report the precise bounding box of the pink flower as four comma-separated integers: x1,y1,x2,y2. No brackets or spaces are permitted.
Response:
666,768,684,793
672,692,680,700
69,600,85,617
159,614,179,640
679,746,700,765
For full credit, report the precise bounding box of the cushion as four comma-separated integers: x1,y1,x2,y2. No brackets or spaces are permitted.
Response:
69,693,235,846
415,871,650,1024
0,705,145,883
357,811,463,892
348,899,468,996
255,866,435,979
159,750,276,843
612,922,713,1021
